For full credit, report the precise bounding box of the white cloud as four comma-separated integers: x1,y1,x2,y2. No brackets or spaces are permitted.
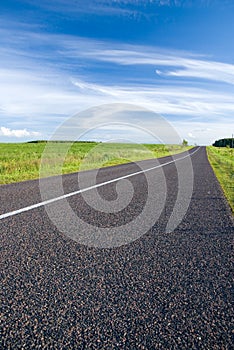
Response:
155,58,234,85
21,0,225,19
0,126,41,138
173,120,234,145
21,0,145,18
80,47,234,85
0,27,233,144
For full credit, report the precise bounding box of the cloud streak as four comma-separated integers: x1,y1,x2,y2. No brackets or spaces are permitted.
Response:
81,47,234,85
155,58,234,85
22,0,231,19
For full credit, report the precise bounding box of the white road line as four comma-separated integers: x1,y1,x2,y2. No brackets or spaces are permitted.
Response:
0,147,200,220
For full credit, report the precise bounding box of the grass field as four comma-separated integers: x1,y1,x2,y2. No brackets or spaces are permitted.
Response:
0,141,192,184
207,146,234,212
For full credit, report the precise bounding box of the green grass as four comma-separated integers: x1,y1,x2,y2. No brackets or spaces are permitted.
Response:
0,142,192,185
207,146,234,212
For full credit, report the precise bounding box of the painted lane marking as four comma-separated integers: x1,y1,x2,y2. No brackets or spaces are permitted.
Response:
0,147,200,220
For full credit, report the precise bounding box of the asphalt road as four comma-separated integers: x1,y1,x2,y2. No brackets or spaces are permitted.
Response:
0,146,233,349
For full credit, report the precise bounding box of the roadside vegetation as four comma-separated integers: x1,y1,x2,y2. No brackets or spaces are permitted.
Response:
207,146,234,212
0,141,192,184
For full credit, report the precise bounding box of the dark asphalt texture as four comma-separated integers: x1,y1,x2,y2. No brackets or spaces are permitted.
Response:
0,147,233,349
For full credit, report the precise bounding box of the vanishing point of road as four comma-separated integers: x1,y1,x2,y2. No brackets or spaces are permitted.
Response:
0,146,233,349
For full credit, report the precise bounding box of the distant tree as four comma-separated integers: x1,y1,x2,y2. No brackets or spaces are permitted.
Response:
212,138,233,148
182,139,188,146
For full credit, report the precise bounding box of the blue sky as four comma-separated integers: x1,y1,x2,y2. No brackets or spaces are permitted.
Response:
0,0,234,144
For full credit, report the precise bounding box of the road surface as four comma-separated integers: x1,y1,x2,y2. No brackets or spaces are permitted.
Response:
0,146,233,349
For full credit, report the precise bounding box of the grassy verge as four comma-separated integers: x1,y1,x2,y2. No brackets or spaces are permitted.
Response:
0,142,192,185
207,146,234,212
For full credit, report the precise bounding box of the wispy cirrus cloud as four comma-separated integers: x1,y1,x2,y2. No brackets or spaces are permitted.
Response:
22,0,232,15
79,46,234,85
22,0,146,18
2,23,234,86
52,31,234,85
155,59,234,85
0,25,233,144
16,0,231,28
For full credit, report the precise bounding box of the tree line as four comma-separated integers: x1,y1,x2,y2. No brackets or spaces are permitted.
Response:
212,138,234,148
